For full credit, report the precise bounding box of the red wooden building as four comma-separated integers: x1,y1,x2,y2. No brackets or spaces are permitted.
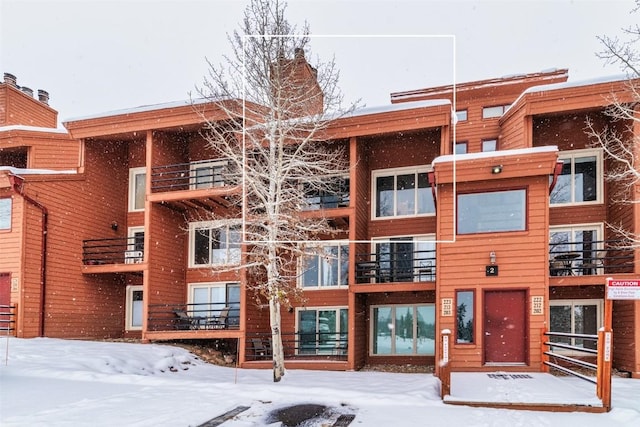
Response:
1,64,638,378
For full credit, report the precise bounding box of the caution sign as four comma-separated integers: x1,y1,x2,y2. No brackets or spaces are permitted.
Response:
607,278,640,300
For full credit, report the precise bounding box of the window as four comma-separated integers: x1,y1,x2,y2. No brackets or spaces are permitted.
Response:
190,222,241,267
374,236,436,282
456,291,474,344
550,299,602,351
371,304,435,355
300,241,349,288
458,189,526,234
302,176,349,210
189,159,227,189
125,227,145,264
454,142,467,154
373,167,435,219
482,139,497,152
128,167,146,212
297,307,348,355
0,198,11,230
125,285,143,331
550,224,603,276
550,149,601,205
455,110,467,122
482,104,510,119
189,282,240,327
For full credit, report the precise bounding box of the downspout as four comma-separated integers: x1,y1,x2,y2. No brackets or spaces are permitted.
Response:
428,171,437,210
549,161,564,194
9,174,48,337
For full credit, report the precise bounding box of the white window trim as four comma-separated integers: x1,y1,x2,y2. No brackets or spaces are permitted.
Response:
371,166,434,220
0,197,12,230
125,226,145,264
549,298,603,355
125,285,143,331
551,148,603,207
298,240,349,289
189,159,228,190
369,303,436,356
295,306,348,355
371,234,436,283
188,220,242,268
128,167,146,212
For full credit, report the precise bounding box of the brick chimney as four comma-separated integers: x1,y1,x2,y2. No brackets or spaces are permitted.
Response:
272,48,324,118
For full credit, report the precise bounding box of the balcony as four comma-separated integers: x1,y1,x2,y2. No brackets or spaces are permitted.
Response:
147,302,240,332
549,239,634,277
301,177,350,211
355,246,436,284
151,159,232,193
82,237,144,272
245,332,347,362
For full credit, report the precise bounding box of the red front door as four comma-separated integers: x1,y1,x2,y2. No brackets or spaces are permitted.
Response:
484,290,527,364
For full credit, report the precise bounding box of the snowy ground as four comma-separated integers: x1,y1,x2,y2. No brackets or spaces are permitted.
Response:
1,337,639,426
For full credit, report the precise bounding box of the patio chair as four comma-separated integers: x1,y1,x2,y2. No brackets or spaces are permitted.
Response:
251,338,271,359
206,307,230,329
173,309,196,330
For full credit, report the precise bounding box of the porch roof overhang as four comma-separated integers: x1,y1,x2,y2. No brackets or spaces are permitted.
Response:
432,146,559,185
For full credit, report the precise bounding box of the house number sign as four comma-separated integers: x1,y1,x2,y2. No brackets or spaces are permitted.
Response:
441,298,453,317
531,296,544,315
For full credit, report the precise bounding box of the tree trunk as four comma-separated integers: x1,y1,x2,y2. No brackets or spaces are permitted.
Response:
269,294,286,382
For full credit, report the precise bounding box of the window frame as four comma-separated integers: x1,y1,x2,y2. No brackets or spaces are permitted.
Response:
128,167,146,212
550,148,603,206
295,306,348,355
125,285,143,331
369,303,436,356
549,223,603,276
455,290,475,345
188,281,240,327
0,197,12,231
454,141,468,154
301,175,350,211
188,221,242,268
125,226,145,264
189,159,228,190
455,109,468,122
298,240,349,289
457,188,528,235
482,104,510,119
481,138,498,152
371,166,435,220
372,234,436,283
549,298,603,354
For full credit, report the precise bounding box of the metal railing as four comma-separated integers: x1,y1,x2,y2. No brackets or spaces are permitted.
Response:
245,332,348,361
147,302,240,331
355,248,436,283
151,159,233,192
0,305,16,334
549,239,634,277
82,237,144,265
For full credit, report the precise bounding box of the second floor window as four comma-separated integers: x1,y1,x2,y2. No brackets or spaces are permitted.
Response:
455,142,467,154
302,177,349,210
300,242,349,288
190,222,241,267
190,160,227,189
0,198,11,230
458,189,526,234
482,139,497,152
550,149,601,205
373,167,435,219
128,167,146,212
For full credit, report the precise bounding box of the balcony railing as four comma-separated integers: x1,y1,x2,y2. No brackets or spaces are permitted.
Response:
82,237,144,265
151,159,232,193
549,239,634,277
245,332,347,361
147,302,240,331
0,305,16,333
355,247,436,284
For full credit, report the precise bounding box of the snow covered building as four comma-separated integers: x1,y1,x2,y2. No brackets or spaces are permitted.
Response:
1,66,639,378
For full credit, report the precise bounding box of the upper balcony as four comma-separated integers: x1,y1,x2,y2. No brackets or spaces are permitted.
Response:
549,239,635,280
82,236,144,274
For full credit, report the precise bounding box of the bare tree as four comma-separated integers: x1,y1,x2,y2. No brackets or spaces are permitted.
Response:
195,0,354,381
586,0,640,246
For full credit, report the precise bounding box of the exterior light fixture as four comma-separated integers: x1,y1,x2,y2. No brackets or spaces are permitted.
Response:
489,251,497,265
491,165,503,174
111,221,118,231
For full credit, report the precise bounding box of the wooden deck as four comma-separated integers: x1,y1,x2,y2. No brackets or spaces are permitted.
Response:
443,372,607,413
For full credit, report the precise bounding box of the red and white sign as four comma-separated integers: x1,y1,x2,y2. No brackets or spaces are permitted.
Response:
607,278,640,300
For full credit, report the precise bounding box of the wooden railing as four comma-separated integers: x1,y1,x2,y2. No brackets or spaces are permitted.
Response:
0,304,16,334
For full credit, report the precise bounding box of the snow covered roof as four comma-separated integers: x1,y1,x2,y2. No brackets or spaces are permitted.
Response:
0,166,77,176
0,125,68,134
432,145,558,165
343,99,451,118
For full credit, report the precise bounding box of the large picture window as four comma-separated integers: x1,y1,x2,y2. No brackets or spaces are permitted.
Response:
190,222,241,267
371,304,435,355
550,299,602,351
128,167,146,212
300,241,349,288
189,282,240,328
458,189,526,234
0,198,11,230
373,167,435,219
297,307,348,355
550,149,601,205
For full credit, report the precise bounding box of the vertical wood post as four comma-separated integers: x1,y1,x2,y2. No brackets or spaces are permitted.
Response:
597,294,613,411
440,329,451,399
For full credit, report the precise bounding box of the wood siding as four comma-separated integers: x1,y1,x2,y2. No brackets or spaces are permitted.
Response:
1,84,57,128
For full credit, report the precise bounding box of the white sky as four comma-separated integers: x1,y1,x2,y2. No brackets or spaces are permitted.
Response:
1,0,638,125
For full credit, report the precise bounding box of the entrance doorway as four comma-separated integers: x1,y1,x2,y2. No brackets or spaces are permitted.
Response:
484,289,527,364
